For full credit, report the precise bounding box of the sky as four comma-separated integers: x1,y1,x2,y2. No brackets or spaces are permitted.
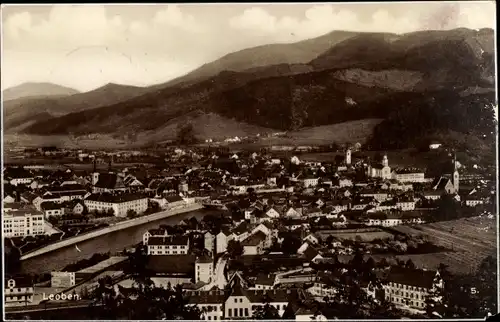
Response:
1,2,496,92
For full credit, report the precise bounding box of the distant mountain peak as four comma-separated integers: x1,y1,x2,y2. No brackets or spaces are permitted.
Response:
3,82,79,101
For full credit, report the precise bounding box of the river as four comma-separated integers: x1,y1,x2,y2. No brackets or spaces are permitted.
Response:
20,209,216,274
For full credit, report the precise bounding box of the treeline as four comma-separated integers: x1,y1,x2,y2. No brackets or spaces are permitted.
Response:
368,91,496,152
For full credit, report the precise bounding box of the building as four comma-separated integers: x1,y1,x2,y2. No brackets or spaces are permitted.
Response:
143,228,169,245
251,274,275,290
51,272,76,288
241,231,267,255
147,235,190,255
224,278,290,319
195,256,214,284
383,267,443,311
345,148,352,166
216,230,233,254
432,156,460,195
40,202,65,217
392,169,426,183
302,177,319,188
367,155,391,180
92,172,128,193
6,168,34,186
186,289,226,320
3,208,45,238
84,193,148,217
4,277,34,306
35,191,88,210
204,231,215,253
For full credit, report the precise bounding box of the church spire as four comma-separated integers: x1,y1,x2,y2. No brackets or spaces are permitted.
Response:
108,156,112,172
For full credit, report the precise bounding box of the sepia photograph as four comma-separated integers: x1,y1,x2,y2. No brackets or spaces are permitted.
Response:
1,2,498,320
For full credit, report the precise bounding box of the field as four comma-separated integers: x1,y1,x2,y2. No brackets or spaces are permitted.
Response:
3,118,380,150
317,228,394,242
390,216,497,274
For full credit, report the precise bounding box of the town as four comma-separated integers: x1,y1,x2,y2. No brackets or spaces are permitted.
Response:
3,143,497,319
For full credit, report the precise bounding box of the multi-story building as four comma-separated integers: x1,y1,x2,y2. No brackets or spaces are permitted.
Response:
204,231,215,253
383,267,443,311
143,228,169,245
392,169,426,183
40,202,65,217
195,256,214,284
84,193,148,217
34,191,88,210
301,176,319,188
4,277,34,306
92,172,129,194
224,279,291,319
186,289,226,321
3,208,45,238
147,235,190,255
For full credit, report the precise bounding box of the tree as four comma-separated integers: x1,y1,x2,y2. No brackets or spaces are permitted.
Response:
252,297,281,319
281,304,296,320
405,259,416,269
127,209,137,219
176,123,198,145
475,256,498,315
227,240,243,258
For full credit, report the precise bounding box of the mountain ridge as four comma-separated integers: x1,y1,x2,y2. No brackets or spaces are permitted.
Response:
6,28,496,151
3,82,80,101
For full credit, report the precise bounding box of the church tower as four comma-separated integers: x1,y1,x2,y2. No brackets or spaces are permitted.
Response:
382,154,389,168
452,153,459,193
92,159,99,186
346,148,352,166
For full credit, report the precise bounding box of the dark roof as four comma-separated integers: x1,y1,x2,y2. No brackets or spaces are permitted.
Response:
254,274,275,286
147,228,167,236
302,245,320,261
145,255,195,275
196,256,213,264
241,231,267,247
165,195,184,203
5,168,33,179
85,192,146,203
246,289,296,303
40,201,64,211
386,266,437,289
43,191,86,199
232,222,250,235
49,184,86,192
95,173,126,189
186,290,226,304
148,235,189,246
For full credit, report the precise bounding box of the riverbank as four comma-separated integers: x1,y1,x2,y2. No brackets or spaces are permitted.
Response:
20,203,203,261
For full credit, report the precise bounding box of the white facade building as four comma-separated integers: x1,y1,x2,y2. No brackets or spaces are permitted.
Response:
3,208,45,238
84,193,148,217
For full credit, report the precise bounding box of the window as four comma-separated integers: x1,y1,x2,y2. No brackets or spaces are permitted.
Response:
239,298,243,303
227,309,232,317
244,308,249,316
234,309,238,317
208,317,211,320
239,308,243,317
234,299,237,303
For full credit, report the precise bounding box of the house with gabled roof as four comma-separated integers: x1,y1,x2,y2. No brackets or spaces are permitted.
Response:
224,276,292,319
241,231,267,255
